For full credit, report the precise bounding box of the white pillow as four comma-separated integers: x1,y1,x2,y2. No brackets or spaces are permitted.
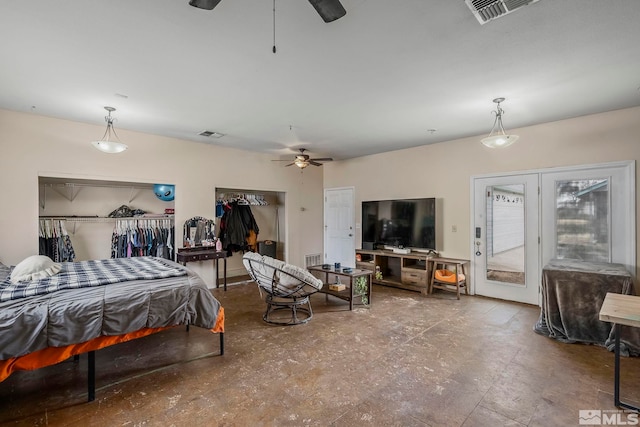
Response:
10,255,62,284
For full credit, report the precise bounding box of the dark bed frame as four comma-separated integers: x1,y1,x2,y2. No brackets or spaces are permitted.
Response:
78,328,224,401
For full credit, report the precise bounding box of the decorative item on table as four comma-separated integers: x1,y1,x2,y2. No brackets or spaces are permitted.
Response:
322,264,331,270
342,267,353,273
334,262,341,270
375,265,383,280
329,283,346,291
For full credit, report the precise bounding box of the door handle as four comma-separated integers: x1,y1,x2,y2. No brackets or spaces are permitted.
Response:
475,241,482,256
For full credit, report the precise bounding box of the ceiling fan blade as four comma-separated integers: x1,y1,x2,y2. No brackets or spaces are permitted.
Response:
189,0,222,10
307,0,346,23
308,161,323,166
309,157,333,162
284,162,295,167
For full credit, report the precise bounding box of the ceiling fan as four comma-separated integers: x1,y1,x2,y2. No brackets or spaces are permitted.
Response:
274,148,333,169
189,0,347,23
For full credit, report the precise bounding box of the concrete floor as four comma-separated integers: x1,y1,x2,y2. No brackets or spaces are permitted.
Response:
1,283,639,426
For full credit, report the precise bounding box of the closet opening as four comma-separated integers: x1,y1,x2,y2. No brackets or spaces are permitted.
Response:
215,187,286,286
38,177,176,262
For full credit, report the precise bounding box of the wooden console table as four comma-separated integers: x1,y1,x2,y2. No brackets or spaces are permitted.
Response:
599,292,640,412
355,249,435,295
308,265,372,310
176,247,228,291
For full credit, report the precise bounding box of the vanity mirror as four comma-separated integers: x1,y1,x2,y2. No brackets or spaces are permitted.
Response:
183,216,215,247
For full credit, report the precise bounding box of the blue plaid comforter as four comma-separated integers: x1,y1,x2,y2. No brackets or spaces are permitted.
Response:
0,257,187,302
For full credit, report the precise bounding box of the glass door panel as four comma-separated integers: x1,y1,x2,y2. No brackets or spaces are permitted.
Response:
555,179,609,262
486,184,525,286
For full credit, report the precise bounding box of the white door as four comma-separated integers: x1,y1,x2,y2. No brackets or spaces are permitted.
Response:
473,174,540,305
324,187,355,268
540,161,635,272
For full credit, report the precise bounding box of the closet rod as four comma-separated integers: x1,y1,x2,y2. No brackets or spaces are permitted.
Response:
40,216,115,222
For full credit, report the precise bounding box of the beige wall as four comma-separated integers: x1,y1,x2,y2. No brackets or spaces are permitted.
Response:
324,106,640,279
0,109,325,286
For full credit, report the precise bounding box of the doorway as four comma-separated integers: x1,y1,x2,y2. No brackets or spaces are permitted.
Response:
472,161,635,305
324,187,355,268
473,174,540,305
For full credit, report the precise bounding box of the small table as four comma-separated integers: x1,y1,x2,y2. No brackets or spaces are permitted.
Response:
307,265,372,310
428,257,469,299
177,248,228,291
535,260,633,345
599,292,640,412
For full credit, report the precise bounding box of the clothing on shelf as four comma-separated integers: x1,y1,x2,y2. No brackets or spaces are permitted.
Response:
217,200,260,254
111,218,174,260
39,219,76,262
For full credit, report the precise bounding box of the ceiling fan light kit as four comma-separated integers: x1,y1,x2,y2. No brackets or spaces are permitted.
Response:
91,106,128,154
273,148,333,169
480,97,519,148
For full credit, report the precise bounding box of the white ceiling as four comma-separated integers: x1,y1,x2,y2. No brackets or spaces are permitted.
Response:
1,0,639,161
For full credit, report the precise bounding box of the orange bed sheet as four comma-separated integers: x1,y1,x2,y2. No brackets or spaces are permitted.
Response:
0,307,224,383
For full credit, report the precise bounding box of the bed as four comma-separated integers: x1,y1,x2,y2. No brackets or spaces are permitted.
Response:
0,256,224,401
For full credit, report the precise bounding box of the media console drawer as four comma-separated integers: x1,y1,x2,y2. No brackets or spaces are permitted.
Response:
401,270,427,286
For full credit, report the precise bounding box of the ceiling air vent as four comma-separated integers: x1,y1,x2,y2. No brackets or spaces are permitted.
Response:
198,130,225,138
465,0,540,24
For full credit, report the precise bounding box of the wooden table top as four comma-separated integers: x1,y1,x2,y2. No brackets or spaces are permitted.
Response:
599,292,640,328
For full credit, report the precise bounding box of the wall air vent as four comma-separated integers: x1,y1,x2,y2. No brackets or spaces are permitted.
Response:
465,0,540,24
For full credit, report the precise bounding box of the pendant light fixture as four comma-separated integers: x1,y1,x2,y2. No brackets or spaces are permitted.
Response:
91,106,128,154
481,97,519,148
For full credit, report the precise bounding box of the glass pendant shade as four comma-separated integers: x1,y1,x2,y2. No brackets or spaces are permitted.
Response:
481,133,519,148
91,106,128,154
481,98,519,148
91,140,128,154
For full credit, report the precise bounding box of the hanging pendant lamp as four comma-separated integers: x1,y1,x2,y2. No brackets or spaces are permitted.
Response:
481,97,519,148
91,106,128,154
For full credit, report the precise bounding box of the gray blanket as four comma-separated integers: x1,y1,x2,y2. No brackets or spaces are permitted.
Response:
0,259,221,360
0,257,187,302
534,259,639,356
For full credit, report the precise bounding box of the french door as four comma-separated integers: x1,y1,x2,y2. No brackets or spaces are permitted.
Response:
540,162,635,273
473,174,540,305
472,161,635,305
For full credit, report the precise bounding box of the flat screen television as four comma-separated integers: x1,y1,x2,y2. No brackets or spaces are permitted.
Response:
362,198,437,251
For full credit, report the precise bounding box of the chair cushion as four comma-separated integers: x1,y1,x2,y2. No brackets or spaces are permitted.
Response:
242,252,322,295
435,269,465,283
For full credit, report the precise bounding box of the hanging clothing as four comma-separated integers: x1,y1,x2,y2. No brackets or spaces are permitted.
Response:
218,200,259,254
111,218,174,260
39,219,76,262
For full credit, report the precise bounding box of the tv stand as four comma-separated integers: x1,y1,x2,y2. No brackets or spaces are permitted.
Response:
356,249,437,295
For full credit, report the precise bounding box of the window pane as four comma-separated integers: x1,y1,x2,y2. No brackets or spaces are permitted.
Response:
486,185,525,285
555,179,609,262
